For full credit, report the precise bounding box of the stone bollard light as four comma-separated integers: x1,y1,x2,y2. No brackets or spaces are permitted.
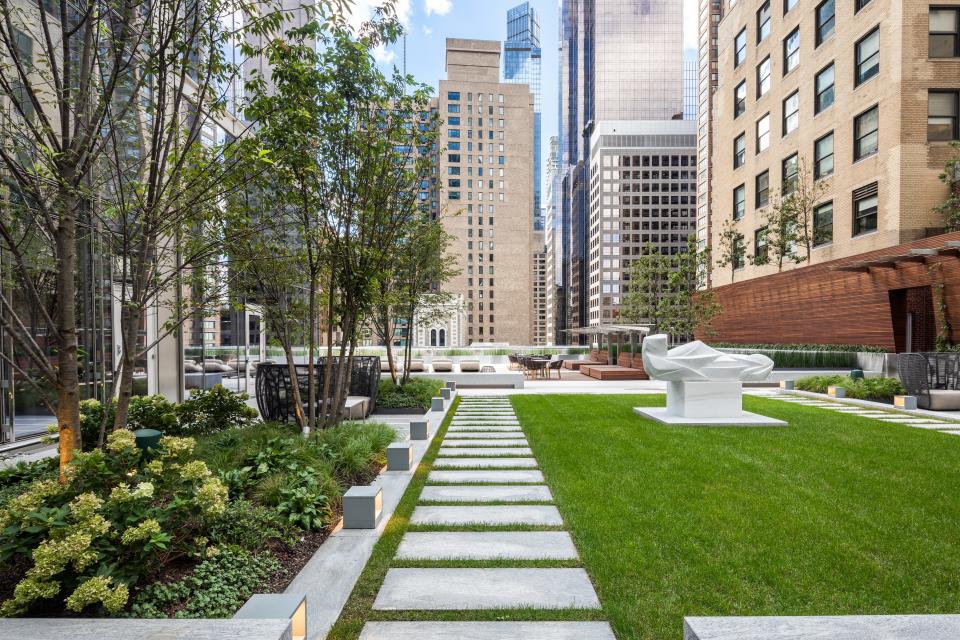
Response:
343,485,383,529
386,442,413,471
409,420,429,440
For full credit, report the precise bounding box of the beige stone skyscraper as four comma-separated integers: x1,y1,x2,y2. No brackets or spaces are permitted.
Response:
433,39,536,345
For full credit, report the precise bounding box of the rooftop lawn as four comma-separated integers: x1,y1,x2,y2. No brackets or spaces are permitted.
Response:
511,394,960,640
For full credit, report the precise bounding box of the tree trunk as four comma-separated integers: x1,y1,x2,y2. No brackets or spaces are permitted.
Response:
111,304,142,435
384,332,397,385
306,270,317,436
320,272,335,427
55,191,81,480
283,341,306,429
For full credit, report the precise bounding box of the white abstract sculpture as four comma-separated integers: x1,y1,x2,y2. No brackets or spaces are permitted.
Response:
635,335,785,426
641,334,773,382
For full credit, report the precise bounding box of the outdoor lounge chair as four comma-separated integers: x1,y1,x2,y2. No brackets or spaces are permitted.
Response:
407,359,425,373
899,352,960,410
460,360,481,372
432,359,453,372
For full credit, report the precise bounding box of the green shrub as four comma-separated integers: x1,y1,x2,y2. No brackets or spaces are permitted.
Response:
377,378,444,410
0,458,57,509
795,375,905,401
80,395,178,449
0,431,229,616
127,546,280,618
208,500,296,549
174,386,258,437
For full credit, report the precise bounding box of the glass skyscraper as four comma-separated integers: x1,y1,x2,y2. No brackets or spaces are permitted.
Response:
503,2,543,231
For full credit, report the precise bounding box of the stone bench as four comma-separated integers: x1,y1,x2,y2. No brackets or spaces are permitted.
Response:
684,615,960,640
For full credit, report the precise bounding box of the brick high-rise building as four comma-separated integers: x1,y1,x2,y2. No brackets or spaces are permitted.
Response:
706,0,960,351
434,39,536,345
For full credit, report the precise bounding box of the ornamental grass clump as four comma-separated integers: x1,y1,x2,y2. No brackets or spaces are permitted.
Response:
0,430,229,617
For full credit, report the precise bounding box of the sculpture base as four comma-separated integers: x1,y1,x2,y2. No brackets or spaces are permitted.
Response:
635,381,787,427
634,407,788,427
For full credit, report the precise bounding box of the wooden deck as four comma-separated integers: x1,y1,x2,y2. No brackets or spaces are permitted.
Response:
562,360,605,371
579,364,649,381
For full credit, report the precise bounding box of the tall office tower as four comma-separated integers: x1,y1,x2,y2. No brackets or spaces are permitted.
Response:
544,135,562,345
560,0,687,332
434,39,536,345
532,230,549,344
504,2,544,232
586,121,697,325
696,0,722,286
707,0,960,351
683,50,698,121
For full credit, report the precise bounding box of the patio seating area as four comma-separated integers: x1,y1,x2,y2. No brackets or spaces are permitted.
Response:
255,356,381,421
898,352,960,410
509,354,565,379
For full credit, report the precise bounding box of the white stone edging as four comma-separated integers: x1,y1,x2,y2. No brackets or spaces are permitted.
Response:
776,389,960,423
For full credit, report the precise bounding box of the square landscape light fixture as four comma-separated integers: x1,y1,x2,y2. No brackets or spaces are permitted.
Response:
234,593,307,640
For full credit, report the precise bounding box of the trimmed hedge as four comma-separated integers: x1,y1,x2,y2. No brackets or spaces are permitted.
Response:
795,375,905,401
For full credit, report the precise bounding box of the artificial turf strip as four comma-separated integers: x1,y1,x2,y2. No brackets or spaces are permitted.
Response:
512,393,960,640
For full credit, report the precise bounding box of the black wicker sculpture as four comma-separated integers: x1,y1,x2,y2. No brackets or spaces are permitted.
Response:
255,356,381,422
898,353,932,408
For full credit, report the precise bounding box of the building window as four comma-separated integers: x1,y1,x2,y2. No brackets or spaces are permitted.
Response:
928,90,959,141
855,0,872,11
814,131,834,178
733,184,746,220
783,28,800,74
815,63,835,113
754,227,768,261
853,182,878,236
756,113,770,153
855,28,880,86
782,153,798,194
757,1,772,43
784,0,798,13
448,104,460,113
735,80,747,118
814,201,834,246
854,105,879,160
782,91,799,135
756,170,770,208
447,91,460,101
930,8,960,57
735,27,747,67
734,133,746,168
757,56,771,97
815,0,835,46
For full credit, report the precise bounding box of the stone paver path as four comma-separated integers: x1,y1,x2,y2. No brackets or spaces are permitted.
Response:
360,396,614,639
755,390,960,435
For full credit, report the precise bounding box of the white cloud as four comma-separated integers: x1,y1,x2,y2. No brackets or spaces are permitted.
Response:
372,44,396,64
422,25,433,35
424,0,452,16
343,0,412,32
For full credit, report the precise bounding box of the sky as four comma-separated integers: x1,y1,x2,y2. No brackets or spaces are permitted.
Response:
341,0,698,209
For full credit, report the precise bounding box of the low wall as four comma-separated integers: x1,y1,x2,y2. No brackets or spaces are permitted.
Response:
685,615,960,640
0,619,292,640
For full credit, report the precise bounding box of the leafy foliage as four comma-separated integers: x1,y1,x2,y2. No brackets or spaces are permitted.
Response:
377,378,444,410
173,386,259,437
795,375,905,400
0,459,57,509
934,141,960,231
127,547,280,618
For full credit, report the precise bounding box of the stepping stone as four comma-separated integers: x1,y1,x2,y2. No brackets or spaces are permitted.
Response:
442,439,528,447
898,423,960,430
443,431,525,439
359,621,617,640
428,470,544,484
419,485,552,503
434,457,538,469
439,447,534,457
373,568,601,610
449,425,523,432
411,505,562,525
395,531,577,560
939,429,960,435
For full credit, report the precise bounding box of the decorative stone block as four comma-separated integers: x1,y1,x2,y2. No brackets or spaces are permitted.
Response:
234,593,307,640
343,485,383,529
828,386,846,398
431,397,444,412
440,388,452,400
444,381,457,390
779,380,795,390
410,420,430,440
895,395,918,410
387,442,413,471
667,381,742,418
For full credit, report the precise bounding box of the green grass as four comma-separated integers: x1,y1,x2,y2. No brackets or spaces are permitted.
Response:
512,394,960,640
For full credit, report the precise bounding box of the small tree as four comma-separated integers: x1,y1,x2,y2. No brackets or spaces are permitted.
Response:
783,158,829,263
934,141,960,231
715,219,746,283
620,244,672,334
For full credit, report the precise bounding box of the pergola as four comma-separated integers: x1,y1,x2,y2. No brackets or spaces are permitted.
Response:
565,325,651,365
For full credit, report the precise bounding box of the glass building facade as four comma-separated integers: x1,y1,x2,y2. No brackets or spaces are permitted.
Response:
559,0,685,336
503,2,543,231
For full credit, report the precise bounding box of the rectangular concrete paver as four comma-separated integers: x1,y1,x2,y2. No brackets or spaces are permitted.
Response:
439,447,534,457
428,470,544,484
443,432,525,439
395,531,577,560
419,485,552,503
434,457,539,468
373,568,600,610
442,439,528,447
449,426,523,432
410,505,562,525
358,621,616,640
